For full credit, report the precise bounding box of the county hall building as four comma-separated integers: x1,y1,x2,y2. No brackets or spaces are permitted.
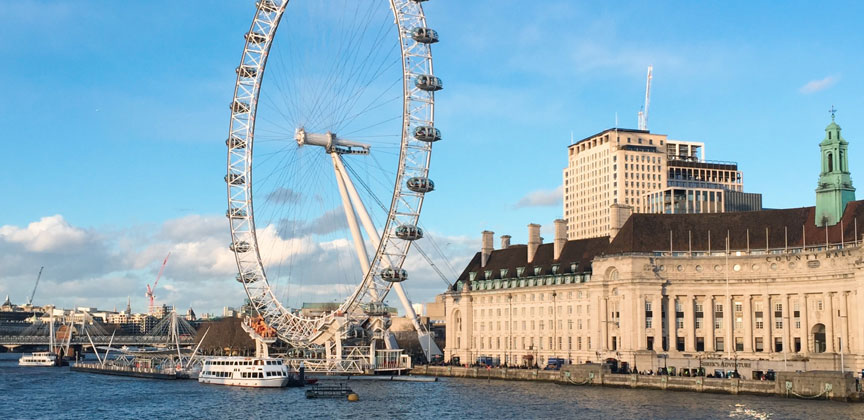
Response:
441,117,863,377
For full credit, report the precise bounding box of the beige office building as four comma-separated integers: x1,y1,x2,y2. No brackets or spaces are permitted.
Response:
564,129,755,241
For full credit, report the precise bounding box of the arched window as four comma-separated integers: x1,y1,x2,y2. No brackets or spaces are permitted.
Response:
827,152,834,172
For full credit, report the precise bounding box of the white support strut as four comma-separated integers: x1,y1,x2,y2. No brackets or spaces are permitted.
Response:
333,155,421,331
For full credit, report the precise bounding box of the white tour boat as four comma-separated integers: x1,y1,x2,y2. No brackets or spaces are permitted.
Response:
199,356,292,387
19,351,59,367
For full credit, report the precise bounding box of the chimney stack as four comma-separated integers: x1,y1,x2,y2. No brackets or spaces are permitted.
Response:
527,223,541,264
481,230,494,267
500,235,511,249
609,204,633,242
554,219,567,260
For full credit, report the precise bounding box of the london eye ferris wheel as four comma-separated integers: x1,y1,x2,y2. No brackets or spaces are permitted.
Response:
225,0,442,350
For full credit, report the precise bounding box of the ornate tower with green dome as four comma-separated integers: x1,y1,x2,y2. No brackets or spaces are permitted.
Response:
815,109,855,226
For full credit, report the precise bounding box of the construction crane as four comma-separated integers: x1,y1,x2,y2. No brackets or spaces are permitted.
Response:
146,253,171,316
637,65,653,131
26,266,44,306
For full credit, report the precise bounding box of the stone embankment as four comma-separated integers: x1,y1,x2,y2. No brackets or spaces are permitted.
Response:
414,365,863,402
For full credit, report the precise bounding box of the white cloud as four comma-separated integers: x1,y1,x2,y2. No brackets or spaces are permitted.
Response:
799,76,838,94
0,215,474,316
0,215,88,252
514,186,563,209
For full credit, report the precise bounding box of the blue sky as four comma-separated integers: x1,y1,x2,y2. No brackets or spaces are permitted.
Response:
1,1,863,314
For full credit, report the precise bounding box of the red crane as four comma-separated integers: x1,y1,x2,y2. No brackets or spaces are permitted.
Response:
146,252,171,316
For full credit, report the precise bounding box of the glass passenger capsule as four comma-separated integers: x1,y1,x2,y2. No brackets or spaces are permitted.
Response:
224,172,245,185
406,177,435,193
411,27,439,44
230,241,251,253
231,100,250,113
414,75,443,92
226,208,247,218
413,126,441,142
380,268,408,282
236,65,258,78
226,136,246,149
245,32,267,44
236,271,259,284
395,225,423,241
256,0,278,13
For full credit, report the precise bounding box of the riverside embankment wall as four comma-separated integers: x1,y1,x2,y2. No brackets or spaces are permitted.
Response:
414,365,863,402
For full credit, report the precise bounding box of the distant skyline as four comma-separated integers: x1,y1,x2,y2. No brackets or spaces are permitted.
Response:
2,1,863,314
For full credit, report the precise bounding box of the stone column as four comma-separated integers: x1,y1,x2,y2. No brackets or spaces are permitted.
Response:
464,296,474,362
727,295,734,355
684,294,695,352
764,293,773,353
784,294,792,354
842,292,850,354
652,295,663,352
826,292,835,353
600,297,608,352
667,295,677,353
636,294,646,351
743,295,753,353
802,294,810,354
705,296,715,352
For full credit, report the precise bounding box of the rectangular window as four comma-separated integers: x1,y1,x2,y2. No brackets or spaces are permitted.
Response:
676,337,685,351
645,317,652,329
676,318,684,329
588,337,591,350
775,319,783,329
754,337,764,352
696,337,705,352
577,337,582,350
774,337,783,352
735,337,744,352
816,300,823,311
695,318,703,329
714,318,722,329
735,316,743,329
794,337,801,352
715,337,725,352
735,302,743,312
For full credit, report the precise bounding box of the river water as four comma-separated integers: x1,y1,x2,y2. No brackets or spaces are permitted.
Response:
1,354,862,419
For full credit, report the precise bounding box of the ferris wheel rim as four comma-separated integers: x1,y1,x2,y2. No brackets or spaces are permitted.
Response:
225,0,438,345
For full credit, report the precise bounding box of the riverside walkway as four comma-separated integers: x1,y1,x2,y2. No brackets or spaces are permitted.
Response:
414,365,864,402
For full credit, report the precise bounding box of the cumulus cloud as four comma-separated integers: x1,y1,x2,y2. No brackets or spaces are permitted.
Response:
799,76,838,94
514,186,563,209
0,214,475,316
0,215,88,252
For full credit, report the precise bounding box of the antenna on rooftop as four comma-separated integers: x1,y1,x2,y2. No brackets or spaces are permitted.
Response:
637,65,653,131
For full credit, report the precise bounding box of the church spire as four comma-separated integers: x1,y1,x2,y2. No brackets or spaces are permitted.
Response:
815,108,855,226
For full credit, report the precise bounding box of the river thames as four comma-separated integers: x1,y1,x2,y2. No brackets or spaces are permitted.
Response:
1,355,862,419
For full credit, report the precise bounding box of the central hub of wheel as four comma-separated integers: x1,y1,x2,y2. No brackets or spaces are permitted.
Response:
294,128,370,155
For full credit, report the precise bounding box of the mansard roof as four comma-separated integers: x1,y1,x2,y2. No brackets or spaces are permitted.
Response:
455,236,610,285
607,200,864,254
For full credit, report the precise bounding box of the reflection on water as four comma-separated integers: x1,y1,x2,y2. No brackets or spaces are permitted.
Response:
1,354,862,420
